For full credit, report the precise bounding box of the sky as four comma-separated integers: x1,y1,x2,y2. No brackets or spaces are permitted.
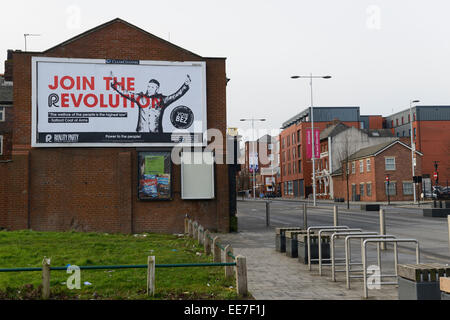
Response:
1,0,450,141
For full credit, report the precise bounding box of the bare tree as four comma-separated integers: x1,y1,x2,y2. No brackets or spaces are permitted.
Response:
335,132,358,209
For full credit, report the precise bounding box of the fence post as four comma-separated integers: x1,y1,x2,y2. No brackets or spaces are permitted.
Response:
198,225,203,245
235,255,248,297
213,236,221,263
188,219,193,237
204,230,211,255
303,203,308,229
379,209,386,250
147,256,155,296
266,201,271,227
42,257,51,299
224,245,234,279
184,217,189,235
193,222,199,240
333,205,339,227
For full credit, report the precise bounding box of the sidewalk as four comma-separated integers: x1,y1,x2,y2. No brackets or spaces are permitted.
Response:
213,229,400,300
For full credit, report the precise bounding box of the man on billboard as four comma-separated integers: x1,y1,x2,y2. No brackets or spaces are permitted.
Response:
111,74,191,133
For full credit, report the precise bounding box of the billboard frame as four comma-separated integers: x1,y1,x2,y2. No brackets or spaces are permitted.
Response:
31,56,208,148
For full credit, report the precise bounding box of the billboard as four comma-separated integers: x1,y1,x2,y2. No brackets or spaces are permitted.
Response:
32,57,207,147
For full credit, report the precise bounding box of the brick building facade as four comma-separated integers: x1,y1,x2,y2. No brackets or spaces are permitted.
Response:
332,140,423,202
0,18,231,234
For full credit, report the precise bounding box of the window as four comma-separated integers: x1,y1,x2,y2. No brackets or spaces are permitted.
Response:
403,182,413,195
396,119,399,126
360,183,364,197
288,181,293,195
352,161,355,174
0,135,3,155
268,144,273,150
0,107,4,122
385,182,396,196
366,183,372,196
287,136,290,147
359,160,364,173
385,157,396,170
288,163,291,175
298,145,301,158
366,159,371,172
288,149,291,160
282,138,285,149
298,160,302,173
414,128,416,139
297,130,301,142
292,133,295,144
292,148,296,159
401,116,404,125
293,162,296,173
391,120,394,128
284,182,287,195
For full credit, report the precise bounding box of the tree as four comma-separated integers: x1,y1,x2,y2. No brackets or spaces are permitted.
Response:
335,131,358,209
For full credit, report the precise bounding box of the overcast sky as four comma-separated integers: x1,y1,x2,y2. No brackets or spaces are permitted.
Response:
1,0,450,141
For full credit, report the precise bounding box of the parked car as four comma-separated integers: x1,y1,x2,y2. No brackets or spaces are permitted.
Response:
436,186,450,200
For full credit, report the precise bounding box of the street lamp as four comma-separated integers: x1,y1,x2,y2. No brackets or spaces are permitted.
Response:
291,74,331,207
409,99,420,204
240,118,266,200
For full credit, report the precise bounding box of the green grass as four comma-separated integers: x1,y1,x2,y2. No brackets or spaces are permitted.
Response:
0,230,245,300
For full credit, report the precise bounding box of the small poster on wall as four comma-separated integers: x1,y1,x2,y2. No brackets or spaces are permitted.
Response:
138,151,171,200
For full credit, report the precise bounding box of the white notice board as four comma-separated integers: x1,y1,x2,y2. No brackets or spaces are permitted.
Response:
181,151,215,199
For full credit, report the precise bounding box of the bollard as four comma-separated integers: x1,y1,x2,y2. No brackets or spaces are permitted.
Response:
42,257,51,299
333,206,339,227
448,215,450,254
224,245,234,279
303,203,308,229
266,201,271,227
235,255,248,297
204,230,211,255
184,217,189,235
379,209,386,250
147,256,155,296
213,236,221,263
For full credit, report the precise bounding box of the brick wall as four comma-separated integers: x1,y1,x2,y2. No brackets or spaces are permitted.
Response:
0,19,229,233
333,142,422,202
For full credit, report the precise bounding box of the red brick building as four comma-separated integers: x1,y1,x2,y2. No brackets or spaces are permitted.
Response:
385,106,450,191
0,18,231,234
279,107,361,198
332,140,423,202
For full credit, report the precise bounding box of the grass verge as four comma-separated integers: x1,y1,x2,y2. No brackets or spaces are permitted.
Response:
0,230,249,300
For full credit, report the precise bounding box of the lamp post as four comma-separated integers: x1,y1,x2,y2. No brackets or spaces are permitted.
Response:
409,99,420,204
291,74,331,207
240,118,266,200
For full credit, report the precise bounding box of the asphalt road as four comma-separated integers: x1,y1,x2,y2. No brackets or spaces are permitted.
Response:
237,199,450,263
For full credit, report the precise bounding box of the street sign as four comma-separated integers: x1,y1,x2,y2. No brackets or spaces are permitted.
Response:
385,175,390,182
433,172,438,180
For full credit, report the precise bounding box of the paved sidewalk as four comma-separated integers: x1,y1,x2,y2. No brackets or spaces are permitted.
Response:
214,229,399,300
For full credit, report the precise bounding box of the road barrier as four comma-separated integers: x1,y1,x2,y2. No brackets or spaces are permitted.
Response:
362,238,420,298
317,228,363,276
329,231,379,282
342,234,397,288
306,226,350,271
273,205,422,299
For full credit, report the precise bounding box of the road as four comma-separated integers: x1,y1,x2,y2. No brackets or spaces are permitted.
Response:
237,199,450,262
